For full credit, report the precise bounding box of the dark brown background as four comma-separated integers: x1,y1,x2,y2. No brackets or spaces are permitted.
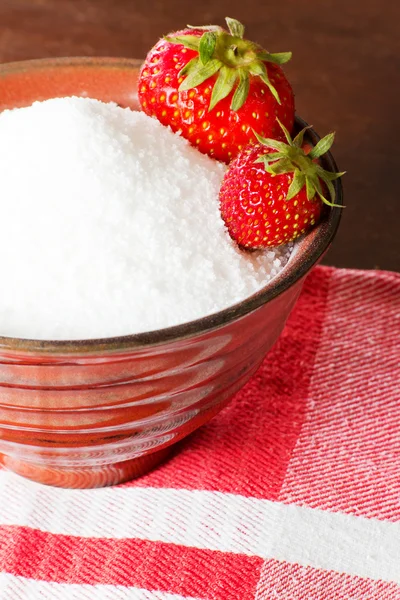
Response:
1,0,399,271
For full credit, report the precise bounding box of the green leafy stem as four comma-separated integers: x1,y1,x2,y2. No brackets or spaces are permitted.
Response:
165,17,292,111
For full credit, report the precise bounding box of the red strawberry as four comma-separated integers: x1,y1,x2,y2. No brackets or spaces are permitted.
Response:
138,17,294,163
219,121,344,248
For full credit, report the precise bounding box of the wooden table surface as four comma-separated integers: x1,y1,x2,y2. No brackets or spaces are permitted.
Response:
1,0,399,271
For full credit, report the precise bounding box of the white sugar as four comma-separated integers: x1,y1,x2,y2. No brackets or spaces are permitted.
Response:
0,97,291,340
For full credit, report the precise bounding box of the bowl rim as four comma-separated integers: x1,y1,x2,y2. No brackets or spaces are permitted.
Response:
0,56,343,354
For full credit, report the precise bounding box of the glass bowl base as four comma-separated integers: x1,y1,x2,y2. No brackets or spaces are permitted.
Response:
0,446,172,488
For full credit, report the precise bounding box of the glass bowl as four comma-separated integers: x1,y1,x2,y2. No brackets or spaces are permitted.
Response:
0,57,343,488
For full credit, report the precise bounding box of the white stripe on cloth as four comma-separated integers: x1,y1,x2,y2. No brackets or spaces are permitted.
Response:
0,573,197,600
0,472,399,584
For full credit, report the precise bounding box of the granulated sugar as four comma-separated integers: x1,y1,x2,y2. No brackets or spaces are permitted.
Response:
0,97,292,340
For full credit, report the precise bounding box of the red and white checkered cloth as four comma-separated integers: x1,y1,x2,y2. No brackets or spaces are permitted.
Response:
0,265,399,599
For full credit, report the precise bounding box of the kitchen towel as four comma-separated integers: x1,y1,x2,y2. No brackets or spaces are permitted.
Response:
0,265,399,599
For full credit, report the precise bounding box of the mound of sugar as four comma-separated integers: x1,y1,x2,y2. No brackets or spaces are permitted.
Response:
0,97,292,340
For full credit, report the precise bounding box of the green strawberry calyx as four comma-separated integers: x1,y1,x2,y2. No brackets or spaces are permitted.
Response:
254,120,345,207
165,17,292,112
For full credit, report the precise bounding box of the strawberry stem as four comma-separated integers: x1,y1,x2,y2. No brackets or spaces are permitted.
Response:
166,17,292,112
254,120,345,206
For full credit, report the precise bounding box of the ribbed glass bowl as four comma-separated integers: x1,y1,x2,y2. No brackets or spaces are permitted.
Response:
0,57,343,488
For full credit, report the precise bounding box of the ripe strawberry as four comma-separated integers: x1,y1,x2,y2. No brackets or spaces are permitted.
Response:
219,121,344,248
138,17,294,163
